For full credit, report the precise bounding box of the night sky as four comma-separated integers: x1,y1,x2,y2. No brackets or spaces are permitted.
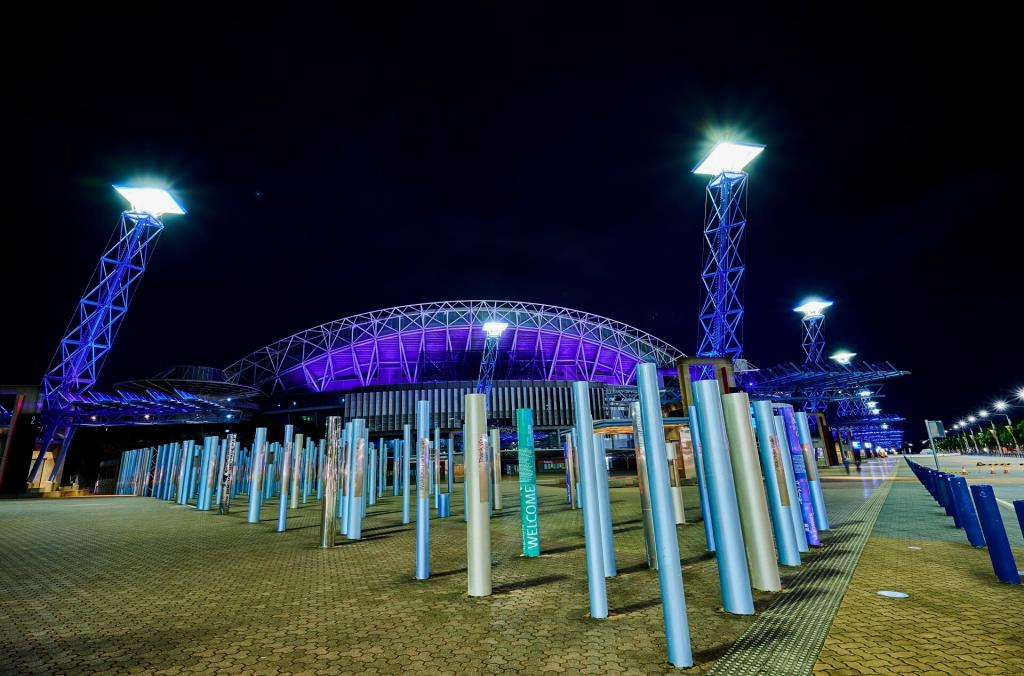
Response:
7,6,1021,438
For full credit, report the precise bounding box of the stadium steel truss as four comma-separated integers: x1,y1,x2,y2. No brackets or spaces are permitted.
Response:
224,300,686,395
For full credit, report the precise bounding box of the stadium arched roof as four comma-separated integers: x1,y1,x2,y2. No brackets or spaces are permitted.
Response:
224,300,685,394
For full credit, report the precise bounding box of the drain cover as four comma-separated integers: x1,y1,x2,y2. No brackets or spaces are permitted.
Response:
878,591,909,598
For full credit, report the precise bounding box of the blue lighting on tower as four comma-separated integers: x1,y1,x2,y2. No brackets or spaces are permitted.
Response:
476,321,508,396
693,142,763,361
26,186,184,485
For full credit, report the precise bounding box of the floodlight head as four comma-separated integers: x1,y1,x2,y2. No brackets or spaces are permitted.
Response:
692,141,765,176
958,420,967,426
793,298,833,317
1017,387,1024,401
882,424,889,430
113,186,186,216
866,401,878,408
994,400,1007,411
968,416,976,423
858,390,872,397
953,423,960,429
482,321,508,338
978,410,988,417
830,350,856,365
871,409,880,415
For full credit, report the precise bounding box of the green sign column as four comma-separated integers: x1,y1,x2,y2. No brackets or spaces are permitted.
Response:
517,408,541,557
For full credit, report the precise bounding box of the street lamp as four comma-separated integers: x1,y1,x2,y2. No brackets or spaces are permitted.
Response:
991,401,1021,455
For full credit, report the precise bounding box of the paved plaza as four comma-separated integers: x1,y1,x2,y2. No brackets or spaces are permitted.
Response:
1,457,1022,675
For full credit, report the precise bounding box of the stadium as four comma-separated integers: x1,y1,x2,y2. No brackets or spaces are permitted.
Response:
222,299,685,443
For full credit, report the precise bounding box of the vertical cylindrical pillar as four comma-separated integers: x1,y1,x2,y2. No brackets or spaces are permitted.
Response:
1014,500,1024,540
722,392,782,592
317,438,326,502
368,446,377,506
751,400,801,567
692,378,754,615
434,427,441,500
402,424,411,525
592,433,617,577
277,425,294,532
465,393,491,596
687,408,715,552
630,401,657,569
339,422,351,534
779,406,820,547
213,439,226,507
290,432,303,510
219,434,237,514
203,436,220,511
637,363,693,668
795,412,830,531
447,432,454,496
247,428,267,524
378,436,386,498
348,419,366,539
774,414,809,552
572,382,608,618
666,442,686,524
320,417,341,548
416,402,431,578
517,408,541,557
970,484,1021,584
490,428,502,510
177,441,194,505
564,435,577,508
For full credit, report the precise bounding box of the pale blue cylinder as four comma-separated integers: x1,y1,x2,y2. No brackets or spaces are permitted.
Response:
402,424,412,525
277,424,294,532
247,428,267,524
752,400,801,567
368,447,377,506
688,405,716,552
637,363,693,667
592,433,617,577
692,378,754,615
571,381,608,619
415,401,430,579
340,422,352,535
347,419,366,538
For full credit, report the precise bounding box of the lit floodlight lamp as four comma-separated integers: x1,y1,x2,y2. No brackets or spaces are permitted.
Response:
1017,387,1024,401
866,401,878,408
793,298,833,317
871,409,880,415
882,424,889,430
994,400,1007,411
692,141,765,176
482,321,508,337
953,424,960,429
830,350,856,365
967,416,976,423
958,420,967,426
978,410,988,418
858,390,872,397
113,186,186,216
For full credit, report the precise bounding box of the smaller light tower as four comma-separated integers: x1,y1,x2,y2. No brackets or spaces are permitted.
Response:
793,299,833,365
476,321,508,396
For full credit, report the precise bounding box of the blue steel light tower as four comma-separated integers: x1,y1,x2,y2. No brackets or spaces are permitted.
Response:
693,142,764,362
27,187,185,485
475,321,508,397
793,299,832,365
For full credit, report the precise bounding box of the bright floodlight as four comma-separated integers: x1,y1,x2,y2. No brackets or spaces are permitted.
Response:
830,350,856,365
968,416,976,423
1017,387,1024,400
482,321,508,337
793,299,833,317
882,423,890,430
866,401,878,408
113,186,186,216
994,400,1007,411
958,420,967,426
978,410,988,417
692,142,765,175
858,390,872,397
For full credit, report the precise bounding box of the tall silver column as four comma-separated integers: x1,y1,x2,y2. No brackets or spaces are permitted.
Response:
320,417,341,548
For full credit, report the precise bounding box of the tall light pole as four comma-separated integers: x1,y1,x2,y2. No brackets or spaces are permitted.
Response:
794,299,833,365
966,415,982,453
978,410,1003,455
993,401,1021,455
693,141,764,362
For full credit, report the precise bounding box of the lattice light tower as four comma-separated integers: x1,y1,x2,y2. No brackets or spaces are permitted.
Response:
793,298,832,365
693,142,764,362
27,186,185,485
475,320,508,396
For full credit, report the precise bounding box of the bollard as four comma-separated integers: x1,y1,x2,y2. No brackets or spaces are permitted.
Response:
1015,500,1024,540
950,477,985,547
943,475,961,528
438,491,451,518
970,484,1021,584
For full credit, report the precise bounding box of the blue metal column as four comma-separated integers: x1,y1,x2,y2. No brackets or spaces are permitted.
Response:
637,363,693,668
751,401,800,566
779,406,820,547
277,425,294,532
688,406,716,552
247,428,267,524
774,414,809,552
692,378,754,615
592,433,616,576
795,411,830,530
571,382,608,618
402,424,411,524
416,402,430,578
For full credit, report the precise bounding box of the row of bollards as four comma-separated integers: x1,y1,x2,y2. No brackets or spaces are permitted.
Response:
905,458,1021,584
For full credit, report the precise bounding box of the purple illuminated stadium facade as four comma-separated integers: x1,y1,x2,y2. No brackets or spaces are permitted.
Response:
225,301,684,394
224,301,685,433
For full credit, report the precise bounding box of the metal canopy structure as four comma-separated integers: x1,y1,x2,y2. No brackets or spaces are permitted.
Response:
225,300,685,395
60,389,243,427
743,359,908,401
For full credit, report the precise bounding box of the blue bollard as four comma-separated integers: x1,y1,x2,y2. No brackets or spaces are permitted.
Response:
970,484,1021,584
1014,500,1024,540
950,477,985,547
943,475,961,528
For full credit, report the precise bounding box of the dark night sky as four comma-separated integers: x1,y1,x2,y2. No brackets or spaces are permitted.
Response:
6,6,1022,438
